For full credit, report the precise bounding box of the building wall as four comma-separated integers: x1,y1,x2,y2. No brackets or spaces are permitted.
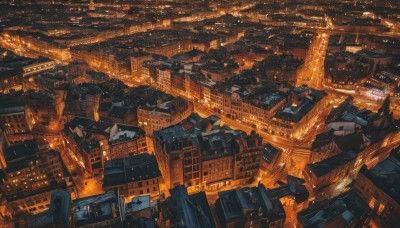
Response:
109,135,147,159
104,176,163,200
0,108,34,144
354,173,400,226
304,157,355,190
154,135,263,193
201,156,233,191
272,95,328,139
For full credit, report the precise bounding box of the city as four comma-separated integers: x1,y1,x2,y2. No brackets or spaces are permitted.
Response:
0,0,399,227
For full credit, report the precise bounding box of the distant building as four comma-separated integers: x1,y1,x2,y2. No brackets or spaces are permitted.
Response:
216,184,286,228
354,148,400,227
64,83,102,121
103,153,163,200
297,190,370,227
160,185,215,228
0,68,23,93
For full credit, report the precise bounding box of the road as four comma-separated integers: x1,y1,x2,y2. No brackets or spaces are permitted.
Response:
296,32,329,89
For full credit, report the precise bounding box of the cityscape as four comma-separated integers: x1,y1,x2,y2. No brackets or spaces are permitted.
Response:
0,0,399,227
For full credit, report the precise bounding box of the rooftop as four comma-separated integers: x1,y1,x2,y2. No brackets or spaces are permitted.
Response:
4,140,38,164
103,153,161,187
165,185,215,228
28,190,71,227
307,151,356,177
276,87,327,123
297,190,370,227
126,195,151,214
359,147,400,204
263,143,281,164
73,191,122,227
217,184,285,223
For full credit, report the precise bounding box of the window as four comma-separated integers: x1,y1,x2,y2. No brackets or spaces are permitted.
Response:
377,203,385,215
369,197,377,209
138,181,142,187
139,190,143,195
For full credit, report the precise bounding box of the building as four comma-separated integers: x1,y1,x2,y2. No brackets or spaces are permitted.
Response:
297,190,370,227
62,118,106,175
125,195,152,222
73,191,125,227
130,52,153,80
216,184,286,228
261,143,282,172
324,96,369,136
137,96,193,136
153,113,263,193
79,139,104,176
159,185,215,228
353,148,400,227
0,140,74,216
304,151,357,191
309,131,370,164
102,153,163,200
63,118,147,173
64,83,102,121
108,124,147,159
0,68,23,93
272,85,328,139
0,105,34,144
22,190,73,228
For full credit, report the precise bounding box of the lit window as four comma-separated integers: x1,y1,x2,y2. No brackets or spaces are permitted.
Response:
369,197,377,209
377,203,385,215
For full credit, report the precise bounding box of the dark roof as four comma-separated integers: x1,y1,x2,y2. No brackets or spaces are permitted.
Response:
0,105,25,115
29,190,72,227
311,130,336,151
217,184,285,224
80,140,101,154
98,102,113,112
0,68,21,80
166,185,215,228
334,132,369,152
108,106,130,119
297,190,370,227
4,140,38,164
103,153,161,187
307,151,356,177
276,88,327,123
64,117,95,131
263,143,281,163
359,147,400,204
